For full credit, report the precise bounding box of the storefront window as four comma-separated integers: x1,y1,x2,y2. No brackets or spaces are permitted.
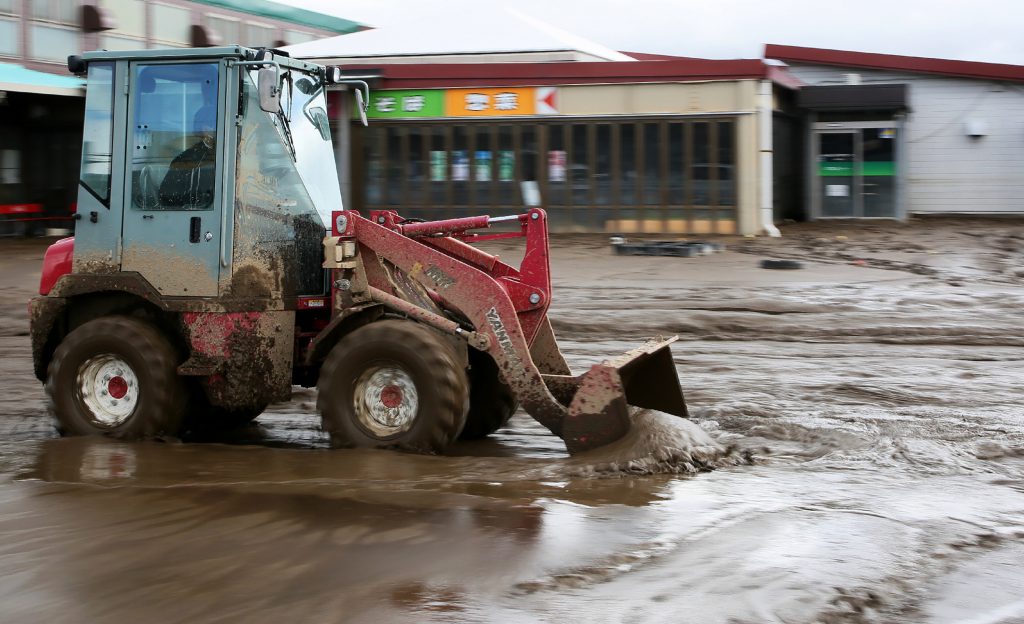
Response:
571,125,589,207
101,0,145,36
407,128,426,206
667,122,685,206
245,23,276,47
473,127,493,206
546,124,566,207
692,122,710,214
519,126,537,185
620,123,635,206
386,126,403,206
30,0,76,23
364,126,383,206
496,125,514,208
589,125,608,206
0,19,17,56
643,123,660,206
718,121,735,207
208,15,239,45
30,24,77,62
356,116,737,232
429,127,447,208
152,3,191,45
451,125,468,207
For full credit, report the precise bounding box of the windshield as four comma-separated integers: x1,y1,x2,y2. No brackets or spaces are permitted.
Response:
248,67,342,226
287,71,342,226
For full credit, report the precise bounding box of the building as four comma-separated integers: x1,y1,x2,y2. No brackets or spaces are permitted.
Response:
288,12,798,236
0,0,361,234
766,44,1024,220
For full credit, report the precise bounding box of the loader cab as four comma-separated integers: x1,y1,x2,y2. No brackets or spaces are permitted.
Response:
70,47,342,304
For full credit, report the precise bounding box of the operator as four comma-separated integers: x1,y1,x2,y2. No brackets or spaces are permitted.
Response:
158,86,217,209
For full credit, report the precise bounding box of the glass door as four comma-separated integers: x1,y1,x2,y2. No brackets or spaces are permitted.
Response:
817,132,856,217
861,127,897,217
814,125,898,219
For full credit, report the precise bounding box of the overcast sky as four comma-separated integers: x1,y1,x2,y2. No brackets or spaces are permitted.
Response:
278,0,1023,64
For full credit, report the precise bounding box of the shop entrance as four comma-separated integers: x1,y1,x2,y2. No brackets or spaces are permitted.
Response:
813,123,899,219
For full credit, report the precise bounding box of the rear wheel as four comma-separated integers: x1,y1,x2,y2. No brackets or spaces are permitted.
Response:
46,316,186,439
317,320,468,453
459,350,517,440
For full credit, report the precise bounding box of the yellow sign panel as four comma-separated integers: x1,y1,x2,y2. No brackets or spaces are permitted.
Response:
446,87,536,117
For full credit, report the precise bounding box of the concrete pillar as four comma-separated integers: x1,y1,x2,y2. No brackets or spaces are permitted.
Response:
758,80,781,237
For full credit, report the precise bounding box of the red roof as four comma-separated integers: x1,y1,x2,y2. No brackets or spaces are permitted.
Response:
376,58,778,89
765,44,1024,83
619,51,710,61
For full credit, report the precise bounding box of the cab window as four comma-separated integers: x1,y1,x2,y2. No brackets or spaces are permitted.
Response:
130,63,219,210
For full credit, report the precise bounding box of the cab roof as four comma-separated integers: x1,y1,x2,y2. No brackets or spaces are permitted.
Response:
79,46,324,75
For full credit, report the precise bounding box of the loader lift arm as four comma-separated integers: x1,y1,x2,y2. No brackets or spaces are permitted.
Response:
326,208,689,454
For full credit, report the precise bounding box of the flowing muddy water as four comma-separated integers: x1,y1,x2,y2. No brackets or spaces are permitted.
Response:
0,221,1023,623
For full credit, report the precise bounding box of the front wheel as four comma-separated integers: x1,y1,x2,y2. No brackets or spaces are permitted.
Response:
45,316,186,439
317,320,468,454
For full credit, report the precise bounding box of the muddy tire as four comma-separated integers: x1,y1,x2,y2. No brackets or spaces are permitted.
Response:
46,316,186,439
317,319,468,453
459,351,517,440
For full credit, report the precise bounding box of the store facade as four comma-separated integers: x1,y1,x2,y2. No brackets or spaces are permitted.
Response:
767,44,1024,219
331,61,793,235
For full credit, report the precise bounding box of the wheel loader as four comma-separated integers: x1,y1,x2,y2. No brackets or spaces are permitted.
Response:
29,46,688,454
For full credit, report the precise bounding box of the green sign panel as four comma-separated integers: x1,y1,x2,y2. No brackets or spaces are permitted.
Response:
363,90,444,119
861,162,896,177
818,162,895,177
818,162,853,176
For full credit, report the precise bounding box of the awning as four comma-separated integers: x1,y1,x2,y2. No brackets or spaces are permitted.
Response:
797,84,909,112
0,63,84,97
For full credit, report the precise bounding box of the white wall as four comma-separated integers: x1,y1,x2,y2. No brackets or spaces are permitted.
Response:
786,63,1024,215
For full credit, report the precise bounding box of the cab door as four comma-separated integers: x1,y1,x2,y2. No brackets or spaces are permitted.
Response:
120,61,224,297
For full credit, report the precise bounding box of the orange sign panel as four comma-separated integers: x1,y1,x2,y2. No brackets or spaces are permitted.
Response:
446,88,536,117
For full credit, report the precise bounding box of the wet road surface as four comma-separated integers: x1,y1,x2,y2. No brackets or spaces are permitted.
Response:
0,221,1023,623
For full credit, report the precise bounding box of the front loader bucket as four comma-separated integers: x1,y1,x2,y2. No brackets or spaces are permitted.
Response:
559,337,689,454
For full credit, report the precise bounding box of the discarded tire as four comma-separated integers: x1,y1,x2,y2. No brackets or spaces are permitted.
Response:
459,349,517,440
760,259,804,270
317,319,469,453
46,316,186,439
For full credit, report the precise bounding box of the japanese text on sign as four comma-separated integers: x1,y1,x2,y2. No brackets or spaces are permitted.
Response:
446,88,536,117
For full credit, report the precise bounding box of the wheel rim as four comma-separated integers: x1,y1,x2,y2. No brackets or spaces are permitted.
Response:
352,364,418,438
76,355,139,428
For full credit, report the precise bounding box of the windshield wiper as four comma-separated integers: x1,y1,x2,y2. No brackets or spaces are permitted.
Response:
274,70,297,161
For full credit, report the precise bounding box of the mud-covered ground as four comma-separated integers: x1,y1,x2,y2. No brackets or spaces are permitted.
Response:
1,219,1023,623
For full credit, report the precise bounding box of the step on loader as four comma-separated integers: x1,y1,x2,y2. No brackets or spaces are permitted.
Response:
29,46,689,455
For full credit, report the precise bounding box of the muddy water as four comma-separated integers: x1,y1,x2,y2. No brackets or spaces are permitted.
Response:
1,223,1024,623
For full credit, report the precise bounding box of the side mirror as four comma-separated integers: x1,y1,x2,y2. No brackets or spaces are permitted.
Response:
354,88,368,127
258,67,280,113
